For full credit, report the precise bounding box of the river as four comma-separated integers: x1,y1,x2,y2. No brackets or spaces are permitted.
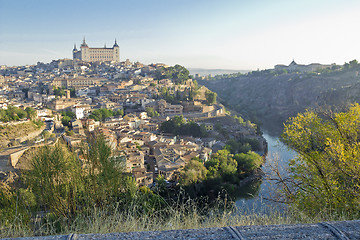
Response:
234,131,297,213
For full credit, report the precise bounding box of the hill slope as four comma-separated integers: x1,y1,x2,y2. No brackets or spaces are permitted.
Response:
199,68,360,133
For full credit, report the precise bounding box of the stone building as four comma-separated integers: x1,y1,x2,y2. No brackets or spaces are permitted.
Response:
73,38,120,63
52,76,102,89
275,60,335,73
157,99,183,116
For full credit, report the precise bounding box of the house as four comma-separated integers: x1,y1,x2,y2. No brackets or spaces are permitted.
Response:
154,147,187,181
71,104,90,119
133,168,153,187
63,135,85,149
72,119,85,135
126,151,144,172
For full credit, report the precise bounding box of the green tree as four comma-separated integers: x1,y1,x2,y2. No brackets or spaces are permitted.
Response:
61,111,76,119
80,133,135,207
53,87,66,97
61,115,71,127
146,107,159,117
25,107,37,120
234,151,262,174
349,59,358,68
179,160,208,186
15,108,27,119
24,144,83,218
205,91,217,105
205,149,238,182
88,108,114,122
154,65,190,84
113,109,124,117
70,88,76,98
281,103,360,217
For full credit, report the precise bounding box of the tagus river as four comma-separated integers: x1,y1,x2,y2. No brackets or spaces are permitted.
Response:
234,132,297,213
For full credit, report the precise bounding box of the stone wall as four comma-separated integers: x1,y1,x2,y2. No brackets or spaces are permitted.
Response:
15,125,45,143
8,148,28,167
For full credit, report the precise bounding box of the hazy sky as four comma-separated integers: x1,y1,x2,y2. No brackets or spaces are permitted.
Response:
1,0,360,69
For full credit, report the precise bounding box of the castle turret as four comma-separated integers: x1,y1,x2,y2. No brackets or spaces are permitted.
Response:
80,37,89,61
113,39,120,62
113,39,119,48
80,37,88,48
73,43,80,61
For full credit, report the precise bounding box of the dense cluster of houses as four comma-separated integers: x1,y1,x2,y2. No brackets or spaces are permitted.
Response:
0,59,231,186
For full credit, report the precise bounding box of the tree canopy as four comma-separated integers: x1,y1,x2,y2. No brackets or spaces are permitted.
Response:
88,108,124,122
0,106,35,122
205,91,217,105
281,103,360,217
155,64,190,84
160,115,207,138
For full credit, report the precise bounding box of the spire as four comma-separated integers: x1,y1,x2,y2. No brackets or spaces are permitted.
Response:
113,38,119,47
104,43,107,48
81,37,88,47
73,43,77,51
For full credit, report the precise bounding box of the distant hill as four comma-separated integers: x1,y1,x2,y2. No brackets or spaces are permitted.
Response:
198,64,360,135
188,68,251,77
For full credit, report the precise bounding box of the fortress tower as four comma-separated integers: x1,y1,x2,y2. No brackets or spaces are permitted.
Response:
73,38,120,63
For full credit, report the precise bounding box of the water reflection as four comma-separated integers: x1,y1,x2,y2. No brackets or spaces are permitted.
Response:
234,180,262,200
234,132,297,212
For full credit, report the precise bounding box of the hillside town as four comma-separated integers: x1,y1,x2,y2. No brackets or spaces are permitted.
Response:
0,58,265,187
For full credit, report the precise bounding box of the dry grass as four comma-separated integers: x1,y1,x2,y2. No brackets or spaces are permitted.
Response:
2,200,352,239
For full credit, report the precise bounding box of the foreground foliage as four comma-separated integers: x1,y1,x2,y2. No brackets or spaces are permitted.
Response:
282,103,360,217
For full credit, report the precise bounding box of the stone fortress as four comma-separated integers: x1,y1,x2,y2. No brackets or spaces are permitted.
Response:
73,38,120,63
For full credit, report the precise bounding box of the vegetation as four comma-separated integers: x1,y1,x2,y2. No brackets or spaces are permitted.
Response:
205,90,217,105
0,134,166,229
158,86,191,104
205,149,262,182
178,148,263,200
61,111,76,127
179,160,208,186
281,103,360,218
160,115,207,138
1,195,317,239
0,106,36,122
88,108,124,122
0,131,265,239
225,138,261,154
145,107,159,117
53,87,67,97
155,64,190,84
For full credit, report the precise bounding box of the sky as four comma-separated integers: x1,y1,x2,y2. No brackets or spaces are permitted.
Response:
1,0,360,70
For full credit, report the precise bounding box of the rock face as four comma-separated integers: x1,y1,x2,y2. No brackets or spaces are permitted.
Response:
199,70,360,134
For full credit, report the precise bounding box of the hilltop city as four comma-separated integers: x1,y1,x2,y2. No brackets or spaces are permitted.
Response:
0,39,265,187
